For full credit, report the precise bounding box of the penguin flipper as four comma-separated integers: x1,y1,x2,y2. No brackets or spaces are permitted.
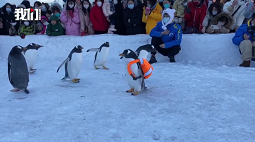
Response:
86,48,99,52
8,62,13,85
57,58,69,73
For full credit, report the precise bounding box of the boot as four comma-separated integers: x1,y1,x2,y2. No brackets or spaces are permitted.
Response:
149,55,157,64
239,61,250,67
168,55,176,62
108,25,117,31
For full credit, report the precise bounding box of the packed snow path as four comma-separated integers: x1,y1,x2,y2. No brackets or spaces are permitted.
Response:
0,35,254,141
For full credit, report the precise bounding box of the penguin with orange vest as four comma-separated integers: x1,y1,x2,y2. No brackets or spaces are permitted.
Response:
119,44,155,95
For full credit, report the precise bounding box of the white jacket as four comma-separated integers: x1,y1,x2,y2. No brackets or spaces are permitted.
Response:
223,0,246,30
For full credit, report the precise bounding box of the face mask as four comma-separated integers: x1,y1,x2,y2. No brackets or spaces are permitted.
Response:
164,4,170,8
68,4,74,8
6,8,11,12
114,0,118,4
55,13,60,17
97,2,102,7
183,2,187,6
11,22,17,26
24,22,29,26
83,4,89,9
43,22,49,25
212,11,217,15
163,17,170,24
147,4,151,7
158,0,163,2
218,22,224,26
128,4,134,9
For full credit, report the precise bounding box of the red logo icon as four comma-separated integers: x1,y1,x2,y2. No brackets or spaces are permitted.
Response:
30,8,34,13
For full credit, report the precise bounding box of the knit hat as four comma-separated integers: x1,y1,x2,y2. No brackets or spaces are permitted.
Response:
161,8,175,30
17,4,26,8
50,15,59,21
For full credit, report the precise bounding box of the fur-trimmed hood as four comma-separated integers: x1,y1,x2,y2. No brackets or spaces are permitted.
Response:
211,12,233,29
50,2,63,12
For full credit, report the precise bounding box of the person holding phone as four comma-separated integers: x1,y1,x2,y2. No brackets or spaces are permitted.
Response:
232,13,255,67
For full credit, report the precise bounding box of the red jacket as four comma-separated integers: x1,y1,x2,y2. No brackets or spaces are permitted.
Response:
89,1,109,31
184,1,207,31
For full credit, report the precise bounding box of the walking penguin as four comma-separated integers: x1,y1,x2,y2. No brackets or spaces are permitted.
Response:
119,44,155,95
23,43,43,74
86,42,110,70
57,45,84,83
8,45,30,94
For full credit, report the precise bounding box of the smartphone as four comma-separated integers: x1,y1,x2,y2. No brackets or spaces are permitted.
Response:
211,25,219,29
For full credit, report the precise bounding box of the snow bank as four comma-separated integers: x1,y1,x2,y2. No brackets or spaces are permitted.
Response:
0,34,241,66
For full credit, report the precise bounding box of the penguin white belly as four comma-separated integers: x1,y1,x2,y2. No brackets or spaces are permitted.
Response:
125,63,143,92
94,48,109,66
24,49,37,69
67,53,83,79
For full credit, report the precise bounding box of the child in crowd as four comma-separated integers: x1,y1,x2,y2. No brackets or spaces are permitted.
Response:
46,15,64,36
102,0,116,33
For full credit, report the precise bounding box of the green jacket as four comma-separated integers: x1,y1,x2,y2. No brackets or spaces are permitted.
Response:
46,22,64,36
18,24,35,35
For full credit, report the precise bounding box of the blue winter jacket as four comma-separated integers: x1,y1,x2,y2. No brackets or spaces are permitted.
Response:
150,21,182,48
232,20,255,46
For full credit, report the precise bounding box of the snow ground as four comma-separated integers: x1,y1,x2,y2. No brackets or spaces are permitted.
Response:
0,34,255,142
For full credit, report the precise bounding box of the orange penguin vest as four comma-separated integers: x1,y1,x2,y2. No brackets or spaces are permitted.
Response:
127,58,153,79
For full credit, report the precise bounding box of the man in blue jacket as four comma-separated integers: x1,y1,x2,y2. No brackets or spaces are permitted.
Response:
232,13,255,67
149,8,182,64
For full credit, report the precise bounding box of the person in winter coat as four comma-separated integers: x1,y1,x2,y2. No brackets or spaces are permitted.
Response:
149,8,182,64
1,3,15,35
124,0,145,35
102,0,117,33
18,21,36,35
90,0,109,34
109,0,126,35
232,13,255,67
21,0,31,8
142,0,163,34
60,0,81,36
184,0,207,34
223,0,246,32
9,16,20,36
46,15,65,36
173,0,187,30
0,15,6,35
243,1,255,19
80,0,94,35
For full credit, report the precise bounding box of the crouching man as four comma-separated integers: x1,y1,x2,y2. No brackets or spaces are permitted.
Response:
148,8,182,64
232,13,255,67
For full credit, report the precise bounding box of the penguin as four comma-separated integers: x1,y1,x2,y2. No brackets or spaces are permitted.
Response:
86,42,110,70
57,45,84,83
23,43,43,74
8,45,30,94
119,45,155,96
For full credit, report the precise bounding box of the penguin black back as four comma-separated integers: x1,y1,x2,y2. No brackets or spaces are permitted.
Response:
9,45,24,56
135,44,156,56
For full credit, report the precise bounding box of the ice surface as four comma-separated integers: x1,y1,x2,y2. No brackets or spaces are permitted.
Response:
0,34,254,142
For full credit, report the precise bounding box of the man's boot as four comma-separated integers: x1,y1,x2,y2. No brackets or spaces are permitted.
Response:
149,55,157,64
239,61,251,67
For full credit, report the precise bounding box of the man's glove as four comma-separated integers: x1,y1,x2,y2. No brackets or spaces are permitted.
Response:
69,10,74,18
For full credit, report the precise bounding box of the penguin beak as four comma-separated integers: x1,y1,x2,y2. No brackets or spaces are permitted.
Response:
39,45,43,47
81,47,84,49
119,54,125,59
22,47,27,51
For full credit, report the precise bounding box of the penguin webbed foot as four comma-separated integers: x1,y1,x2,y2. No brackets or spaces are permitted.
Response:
131,91,139,96
126,88,134,93
72,79,80,83
103,66,109,70
94,66,99,70
10,88,20,92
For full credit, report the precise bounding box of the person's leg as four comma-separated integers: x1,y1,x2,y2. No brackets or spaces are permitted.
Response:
239,40,252,67
149,36,164,64
165,45,181,62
